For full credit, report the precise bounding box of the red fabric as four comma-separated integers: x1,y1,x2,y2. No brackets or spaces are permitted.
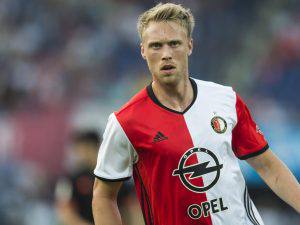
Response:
232,94,268,159
115,88,213,225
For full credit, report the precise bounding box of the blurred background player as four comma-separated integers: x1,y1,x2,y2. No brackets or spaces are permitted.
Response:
54,130,141,225
55,130,100,225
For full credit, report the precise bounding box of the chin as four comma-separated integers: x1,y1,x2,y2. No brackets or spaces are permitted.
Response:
158,73,180,85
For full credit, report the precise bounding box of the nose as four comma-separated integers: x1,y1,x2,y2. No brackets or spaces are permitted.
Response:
161,46,172,61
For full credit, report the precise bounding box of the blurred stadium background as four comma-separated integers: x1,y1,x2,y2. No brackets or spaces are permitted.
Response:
0,0,299,224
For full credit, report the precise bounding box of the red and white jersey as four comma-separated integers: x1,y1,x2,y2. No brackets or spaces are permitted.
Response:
94,78,269,225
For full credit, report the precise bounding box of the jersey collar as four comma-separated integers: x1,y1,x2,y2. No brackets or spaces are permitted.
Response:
146,77,198,114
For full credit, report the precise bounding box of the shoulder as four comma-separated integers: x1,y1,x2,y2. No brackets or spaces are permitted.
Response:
114,87,153,127
193,78,233,91
116,87,149,115
192,78,236,100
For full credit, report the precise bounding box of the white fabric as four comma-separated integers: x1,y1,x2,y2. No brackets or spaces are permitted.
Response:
184,79,264,225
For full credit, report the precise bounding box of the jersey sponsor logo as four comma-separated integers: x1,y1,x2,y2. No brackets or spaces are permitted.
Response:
187,198,228,219
211,116,227,134
172,147,223,193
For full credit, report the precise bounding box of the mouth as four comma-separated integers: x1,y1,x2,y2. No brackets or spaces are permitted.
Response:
160,64,176,73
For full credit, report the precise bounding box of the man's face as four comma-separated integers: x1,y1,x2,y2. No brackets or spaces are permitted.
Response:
141,21,193,85
74,142,98,168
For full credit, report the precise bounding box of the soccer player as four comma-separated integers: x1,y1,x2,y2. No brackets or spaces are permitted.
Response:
56,131,100,225
92,3,300,225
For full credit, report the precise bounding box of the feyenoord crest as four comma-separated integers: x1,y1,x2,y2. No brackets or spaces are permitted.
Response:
211,116,227,134
172,147,223,193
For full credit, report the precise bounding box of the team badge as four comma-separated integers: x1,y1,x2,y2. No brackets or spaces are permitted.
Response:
211,116,227,134
172,147,223,193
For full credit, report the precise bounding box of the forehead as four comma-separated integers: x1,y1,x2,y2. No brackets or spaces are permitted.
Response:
142,21,188,43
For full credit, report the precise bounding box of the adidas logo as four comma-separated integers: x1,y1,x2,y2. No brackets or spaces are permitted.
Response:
152,131,168,143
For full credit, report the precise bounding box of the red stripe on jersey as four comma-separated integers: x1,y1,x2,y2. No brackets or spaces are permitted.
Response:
232,94,268,159
115,88,213,225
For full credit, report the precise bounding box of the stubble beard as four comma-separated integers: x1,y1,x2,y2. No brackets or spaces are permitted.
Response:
155,72,180,87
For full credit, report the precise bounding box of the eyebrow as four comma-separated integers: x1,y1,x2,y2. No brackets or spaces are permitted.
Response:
169,40,182,44
148,39,182,47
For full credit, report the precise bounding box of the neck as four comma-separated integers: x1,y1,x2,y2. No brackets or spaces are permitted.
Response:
152,76,194,112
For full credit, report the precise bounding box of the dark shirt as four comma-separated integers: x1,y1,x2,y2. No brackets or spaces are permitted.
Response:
69,169,94,223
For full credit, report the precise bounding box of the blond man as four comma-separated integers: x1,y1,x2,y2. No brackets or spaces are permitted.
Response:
92,3,300,225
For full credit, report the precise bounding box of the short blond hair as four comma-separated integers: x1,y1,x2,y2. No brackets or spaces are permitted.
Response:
137,2,195,40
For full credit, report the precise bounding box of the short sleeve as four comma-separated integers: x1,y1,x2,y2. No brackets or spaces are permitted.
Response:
232,94,269,160
94,113,136,181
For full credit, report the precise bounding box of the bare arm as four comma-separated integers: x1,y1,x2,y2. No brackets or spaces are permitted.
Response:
92,178,123,225
247,149,300,213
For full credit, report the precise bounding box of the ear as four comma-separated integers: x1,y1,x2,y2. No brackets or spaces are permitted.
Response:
140,43,146,60
188,38,193,56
